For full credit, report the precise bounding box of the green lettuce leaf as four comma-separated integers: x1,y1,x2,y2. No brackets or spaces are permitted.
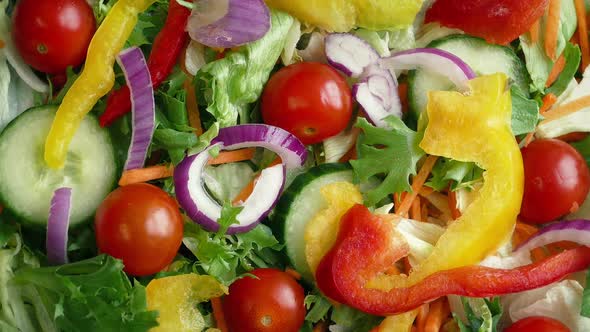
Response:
547,42,582,96
581,269,590,317
353,27,415,56
510,86,541,136
456,297,502,332
426,158,483,191
196,10,294,127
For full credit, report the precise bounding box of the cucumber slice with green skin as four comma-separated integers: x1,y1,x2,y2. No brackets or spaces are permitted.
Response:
408,34,530,122
0,106,117,228
272,163,353,282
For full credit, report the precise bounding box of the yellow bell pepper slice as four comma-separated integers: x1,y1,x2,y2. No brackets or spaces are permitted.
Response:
146,274,228,332
44,0,155,169
264,0,424,32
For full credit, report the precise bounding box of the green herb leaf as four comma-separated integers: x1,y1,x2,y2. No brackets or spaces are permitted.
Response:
351,117,425,206
217,203,243,235
571,136,590,167
304,294,332,323
331,305,382,332
581,269,590,317
426,159,483,191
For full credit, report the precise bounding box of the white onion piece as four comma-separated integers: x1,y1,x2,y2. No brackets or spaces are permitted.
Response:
380,48,476,91
4,37,48,93
514,219,590,255
187,0,270,48
325,33,380,78
46,187,72,265
117,47,155,170
353,64,402,128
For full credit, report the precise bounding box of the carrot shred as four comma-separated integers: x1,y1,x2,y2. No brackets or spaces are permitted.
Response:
211,297,229,332
231,156,282,205
540,93,558,114
285,267,302,280
339,145,357,162
424,298,450,332
397,156,439,217
523,132,536,147
447,190,461,220
545,0,562,61
419,186,434,196
546,54,566,87
575,0,590,69
416,304,430,332
411,196,422,221
570,201,581,213
540,94,590,124
313,321,328,332
0,39,4,49
529,19,541,43
513,222,547,262
207,148,256,165
399,83,409,113
394,192,407,214
184,79,204,136
557,131,589,142
118,164,174,186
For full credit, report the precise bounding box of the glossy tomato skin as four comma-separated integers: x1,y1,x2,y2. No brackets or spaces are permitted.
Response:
95,183,183,276
12,0,95,74
223,268,306,332
505,316,570,332
520,139,590,224
425,0,549,45
261,62,353,145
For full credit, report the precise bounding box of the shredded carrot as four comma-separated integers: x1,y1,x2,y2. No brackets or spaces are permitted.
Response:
557,131,589,142
118,164,174,186
0,40,4,49
207,148,256,165
546,54,566,87
403,257,413,274
0,205,3,215
523,132,536,147
313,321,328,332
285,267,302,280
530,19,541,43
513,222,547,262
339,145,357,162
231,156,282,205
575,0,590,69
397,156,439,217
399,82,409,113
540,93,558,114
570,201,581,213
421,201,429,221
419,186,434,196
447,190,461,220
411,196,422,221
394,192,407,214
416,304,430,332
424,298,450,332
184,79,204,136
545,0,562,61
211,297,229,332
540,94,590,124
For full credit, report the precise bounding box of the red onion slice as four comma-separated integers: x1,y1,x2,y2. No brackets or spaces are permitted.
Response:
352,64,402,127
325,33,381,78
46,187,72,265
380,48,476,91
117,47,155,171
187,0,270,48
175,124,306,233
514,219,590,254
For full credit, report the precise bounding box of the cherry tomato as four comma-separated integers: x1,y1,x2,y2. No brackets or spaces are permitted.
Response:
505,316,570,332
11,0,96,74
222,268,305,332
520,139,590,224
425,0,549,45
261,62,353,145
95,183,183,276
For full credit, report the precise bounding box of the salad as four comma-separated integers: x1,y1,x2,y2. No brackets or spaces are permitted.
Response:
2,0,590,331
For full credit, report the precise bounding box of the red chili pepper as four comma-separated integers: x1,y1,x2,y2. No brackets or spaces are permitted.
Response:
316,204,590,316
99,0,192,127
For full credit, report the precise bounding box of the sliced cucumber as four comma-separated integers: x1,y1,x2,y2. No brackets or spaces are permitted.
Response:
271,163,353,282
408,34,530,120
0,106,117,227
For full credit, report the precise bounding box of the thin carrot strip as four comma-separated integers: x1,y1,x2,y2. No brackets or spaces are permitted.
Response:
447,190,461,220
530,19,541,43
313,321,328,332
575,0,590,69
545,0,562,61
0,40,4,49
513,222,547,262
397,156,439,217
557,132,589,141
421,201,429,221
523,132,536,147
184,79,203,136
403,257,413,274
424,298,450,332
540,95,590,123
411,196,422,221
207,148,256,165
394,192,407,214
546,54,566,87
339,146,357,162
231,156,282,205
419,186,434,196
118,164,174,186
399,82,409,113
211,297,229,332
285,267,302,280
416,304,430,332
540,93,558,114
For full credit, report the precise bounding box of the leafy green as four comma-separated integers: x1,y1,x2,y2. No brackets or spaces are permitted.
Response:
203,162,255,203
351,117,425,206
547,43,582,96
195,10,294,127
519,0,577,92
354,27,415,56
455,298,502,332
581,269,590,317
510,86,541,136
217,204,243,235
331,305,382,332
182,222,285,285
304,293,332,323
571,136,590,167
426,159,483,191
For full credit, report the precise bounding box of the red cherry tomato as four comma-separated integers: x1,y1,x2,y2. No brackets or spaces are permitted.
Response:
425,0,549,45
222,268,306,332
11,0,96,74
261,62,353,145
505,316,570,332
520,139,590,224
94,184,183,276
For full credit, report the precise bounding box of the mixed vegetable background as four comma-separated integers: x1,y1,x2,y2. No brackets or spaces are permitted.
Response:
4,0,590,331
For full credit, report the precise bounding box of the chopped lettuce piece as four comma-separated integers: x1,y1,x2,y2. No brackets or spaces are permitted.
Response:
581,269,590,318
510,86,541,136
415,22,463,48
281,18,302,65
396,218,444,266
203,163,255,203
426,158,483,192
196,10,294,127
353,27,415,56
453,298,502,332
323,128,359,163
298,32,327,63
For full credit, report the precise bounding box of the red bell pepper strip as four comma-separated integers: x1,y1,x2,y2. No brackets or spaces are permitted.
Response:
316,204,590,316
99,0,192,127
